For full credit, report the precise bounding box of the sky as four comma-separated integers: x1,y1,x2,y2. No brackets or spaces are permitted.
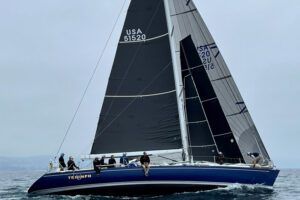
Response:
0,0,299,168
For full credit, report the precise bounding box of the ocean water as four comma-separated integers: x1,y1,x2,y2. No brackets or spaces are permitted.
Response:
0,169,299,200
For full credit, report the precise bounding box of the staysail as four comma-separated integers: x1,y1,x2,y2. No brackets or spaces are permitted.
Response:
91,0,182,154
166,0,270,163
180,35,243,162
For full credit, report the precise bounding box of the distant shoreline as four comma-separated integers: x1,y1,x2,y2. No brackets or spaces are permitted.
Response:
0,155,50,171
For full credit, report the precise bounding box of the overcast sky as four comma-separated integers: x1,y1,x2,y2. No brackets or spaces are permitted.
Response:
0,0,299,168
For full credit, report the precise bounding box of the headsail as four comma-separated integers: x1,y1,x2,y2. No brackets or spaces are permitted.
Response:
91,0,182,154
166,0,270,163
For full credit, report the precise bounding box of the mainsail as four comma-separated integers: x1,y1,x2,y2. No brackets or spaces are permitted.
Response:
91,0,270,164
91,0,182,154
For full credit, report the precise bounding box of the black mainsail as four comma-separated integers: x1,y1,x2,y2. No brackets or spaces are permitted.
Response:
91,0,182,154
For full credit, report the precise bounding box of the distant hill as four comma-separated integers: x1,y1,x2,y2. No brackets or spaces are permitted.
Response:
0,156,51,171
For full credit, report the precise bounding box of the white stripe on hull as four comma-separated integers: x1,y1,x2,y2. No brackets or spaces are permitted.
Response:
31,180,230,195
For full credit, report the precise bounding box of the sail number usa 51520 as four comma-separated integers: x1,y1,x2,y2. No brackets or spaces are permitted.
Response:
124,28,146,42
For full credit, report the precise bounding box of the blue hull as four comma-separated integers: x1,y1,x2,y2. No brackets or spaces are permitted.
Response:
28,165,279,196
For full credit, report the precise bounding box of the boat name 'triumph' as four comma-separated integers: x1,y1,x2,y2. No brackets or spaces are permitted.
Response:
68,174,92,180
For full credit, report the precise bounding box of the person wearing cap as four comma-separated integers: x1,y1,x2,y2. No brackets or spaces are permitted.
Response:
140,151,150,176
120,153,129,166
93,157,101,173
67,156,79,170
58,153,66,171
247,152,262,167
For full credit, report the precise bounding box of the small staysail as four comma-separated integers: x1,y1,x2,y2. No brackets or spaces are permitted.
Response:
91,0,182,154
180,35,243,163
167,0,270,163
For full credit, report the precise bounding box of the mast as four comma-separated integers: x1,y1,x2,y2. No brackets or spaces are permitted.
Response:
163,0,190,162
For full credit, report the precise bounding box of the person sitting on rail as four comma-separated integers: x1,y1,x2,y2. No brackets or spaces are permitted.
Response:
140,151,150,176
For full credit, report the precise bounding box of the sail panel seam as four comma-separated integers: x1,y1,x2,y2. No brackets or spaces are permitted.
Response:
170,9,197,17
186,0,191,6
213,132,232,137
201,97,217,103
190,144,216,148
186,96,197,100
105,89,176,98
211,75,232,82
187,120,207,124
181,64,203,72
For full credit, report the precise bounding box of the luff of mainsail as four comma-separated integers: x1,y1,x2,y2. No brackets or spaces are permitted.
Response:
91,0,182,154
166,0,270,164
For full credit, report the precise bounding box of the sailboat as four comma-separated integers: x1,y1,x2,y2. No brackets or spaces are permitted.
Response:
28,0,279,196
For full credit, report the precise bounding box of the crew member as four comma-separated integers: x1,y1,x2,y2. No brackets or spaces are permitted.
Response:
108,155,116,168
140,151,150,176
67,156,79,170
120,153,129,166
216,152,224,165
58,153,66,171
93,157,101,173
100,155,106,165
